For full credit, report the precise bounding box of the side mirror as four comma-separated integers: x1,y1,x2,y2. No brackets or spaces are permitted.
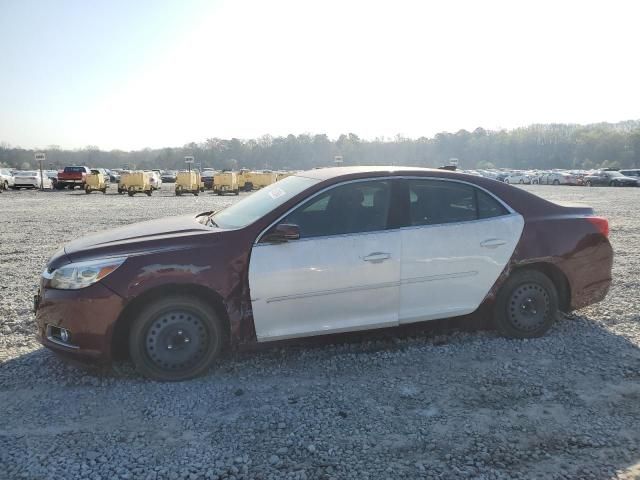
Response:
262,223,300,243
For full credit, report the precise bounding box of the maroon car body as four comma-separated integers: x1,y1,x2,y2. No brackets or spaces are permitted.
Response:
35,167,613,369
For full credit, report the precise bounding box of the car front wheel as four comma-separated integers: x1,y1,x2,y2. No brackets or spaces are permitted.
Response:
493,269,558,339
129,295,225,381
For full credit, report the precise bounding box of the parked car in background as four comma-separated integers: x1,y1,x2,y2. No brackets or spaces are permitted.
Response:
584,170,639,187
201,169,216,190
0,168,15,190
620,169,640,179
494,171,509,182
56,166,91,190
147,170,163,191
108,170,121,183
152,169,163,189
35,166,613,381
161,170,177,183
44,170,59,188
537,171,578,185
503,172,532,184
12,171,53,189
568,170,588,186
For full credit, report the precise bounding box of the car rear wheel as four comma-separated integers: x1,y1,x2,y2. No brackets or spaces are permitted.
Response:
504,179,510,184
493,269,558,338
553,179,560,185
129,295,225,381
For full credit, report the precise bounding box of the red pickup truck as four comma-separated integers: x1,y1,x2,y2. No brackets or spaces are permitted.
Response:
56,166,91,190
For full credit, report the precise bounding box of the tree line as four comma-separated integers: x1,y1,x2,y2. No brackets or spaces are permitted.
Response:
2,120,640,171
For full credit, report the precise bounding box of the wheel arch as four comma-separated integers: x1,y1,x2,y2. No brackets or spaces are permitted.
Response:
111,283,231,360
510,262,571,312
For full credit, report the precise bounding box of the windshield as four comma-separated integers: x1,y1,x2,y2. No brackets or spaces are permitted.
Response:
607,171,623,177
18,171,37,176
211,175,319,229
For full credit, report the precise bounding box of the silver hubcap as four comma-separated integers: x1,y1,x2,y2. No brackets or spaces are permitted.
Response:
145,310,208,371
508,283,549,331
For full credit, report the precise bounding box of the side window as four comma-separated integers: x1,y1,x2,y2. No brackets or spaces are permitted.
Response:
283,180,391,238
477,189,509,219
408,180,507,226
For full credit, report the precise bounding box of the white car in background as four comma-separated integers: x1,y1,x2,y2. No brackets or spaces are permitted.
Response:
147,170,163,190
503,172,532,184
0,168,15,190
537,171,578,185
12,171,53,189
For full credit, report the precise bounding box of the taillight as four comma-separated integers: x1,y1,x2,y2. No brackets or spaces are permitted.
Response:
587,216,609,237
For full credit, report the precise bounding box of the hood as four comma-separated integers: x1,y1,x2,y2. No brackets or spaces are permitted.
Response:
64,214,223,261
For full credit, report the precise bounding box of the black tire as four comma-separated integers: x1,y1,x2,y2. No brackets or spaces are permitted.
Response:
194,191,199,196
128,191,135,197
586,180,592,187
234,189,239,195
244,182,253,192
504,179,510,184
493,269,558,339
2,181,7,190
146,190,152,196
85,187,91,194
552,179,560,185
128,295,225,381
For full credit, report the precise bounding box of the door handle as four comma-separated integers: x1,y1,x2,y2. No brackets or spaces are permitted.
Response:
363,252,391,263
480,239,507,249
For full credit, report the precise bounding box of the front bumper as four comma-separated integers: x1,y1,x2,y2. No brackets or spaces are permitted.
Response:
35,282,125,363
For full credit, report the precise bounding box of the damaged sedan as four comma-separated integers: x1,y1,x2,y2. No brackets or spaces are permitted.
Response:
35,167,613,381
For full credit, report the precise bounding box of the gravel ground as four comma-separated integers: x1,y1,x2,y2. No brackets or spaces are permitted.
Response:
1,184,639,480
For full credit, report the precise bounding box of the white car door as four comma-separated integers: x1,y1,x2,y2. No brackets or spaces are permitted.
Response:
399,179,524,324
249,179,401,341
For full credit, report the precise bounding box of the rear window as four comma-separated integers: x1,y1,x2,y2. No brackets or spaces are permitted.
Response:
64,166,87,173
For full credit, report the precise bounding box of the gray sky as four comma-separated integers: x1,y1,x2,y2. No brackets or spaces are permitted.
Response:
1,0,639,151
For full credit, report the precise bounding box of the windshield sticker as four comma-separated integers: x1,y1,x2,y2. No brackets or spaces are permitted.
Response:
269,187,286,199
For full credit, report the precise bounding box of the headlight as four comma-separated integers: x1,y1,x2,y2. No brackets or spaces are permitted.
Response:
43,257,126,290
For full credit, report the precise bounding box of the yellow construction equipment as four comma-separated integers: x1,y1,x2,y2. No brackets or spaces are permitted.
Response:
237,169,252,192
244,171,277,190
85,170,108,194
118,171,153,197
213,171,239,195
175,171,201,196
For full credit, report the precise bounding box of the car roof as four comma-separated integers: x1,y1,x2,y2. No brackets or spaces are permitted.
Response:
296,166,464,181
